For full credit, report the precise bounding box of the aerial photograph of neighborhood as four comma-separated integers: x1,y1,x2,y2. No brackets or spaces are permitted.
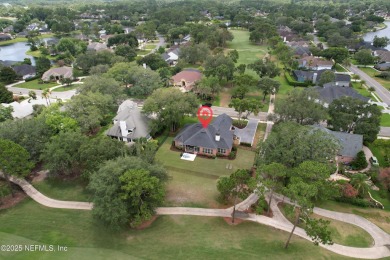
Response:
1,0,390,259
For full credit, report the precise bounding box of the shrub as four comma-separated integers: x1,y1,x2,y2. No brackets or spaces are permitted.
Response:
240,142,252,147
232,146,237,152
284,72,310,87
334,197,370,207
228,151,236,159
24,75,40,82
342,183,359,198
350,151,368,170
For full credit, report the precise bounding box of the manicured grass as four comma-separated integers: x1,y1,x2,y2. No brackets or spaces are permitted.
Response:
0,199,350,259
228,30,268,78
144,44,157,50
370,190,390,211
280,204,373,247
26,50,57,60
381,113,390,127
15,79,58,90
335,64,348,72
351,82,372,98
136,49,150,56
368,140,389,167
32,178,92,202
155,136,255,207
316,200,390,234
52,85,78,92
359,67,390,90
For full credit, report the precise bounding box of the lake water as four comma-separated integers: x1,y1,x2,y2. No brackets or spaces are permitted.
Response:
0,38,54,65
363,20,390,51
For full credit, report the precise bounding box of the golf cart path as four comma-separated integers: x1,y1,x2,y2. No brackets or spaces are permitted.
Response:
3,172,390,259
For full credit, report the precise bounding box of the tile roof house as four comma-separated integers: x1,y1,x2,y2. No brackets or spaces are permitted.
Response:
106,100,150,142
174,113,234,156
312,84,369,107
313,126,363,163
41,67,73,82
171,69,203,92
12,64,36,80
298,56,334,70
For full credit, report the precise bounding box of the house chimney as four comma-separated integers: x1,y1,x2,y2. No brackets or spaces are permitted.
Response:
143,63,147,69
313,73,318,83
119,121,127,137
215,132,220,142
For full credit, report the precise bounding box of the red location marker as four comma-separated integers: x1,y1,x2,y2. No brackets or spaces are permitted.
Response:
197,106,213,128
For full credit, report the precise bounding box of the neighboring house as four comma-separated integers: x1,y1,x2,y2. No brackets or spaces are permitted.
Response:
0,60,18,67
0,33,12,41
100,34,114,42
291,45,312,57
174,113,234,156
26,23,48,32
312,84,369,107
173,34,191,45
298,56,333,70
287,41,310,48
87,42,109,52
12,64,36,80
293,70,351,86
106,100,150,143
374,50,390,63
171,69,202,92
42,67,73,82
374,62,390,71
2,25,13,33
162,46,180,65
313,126,363,163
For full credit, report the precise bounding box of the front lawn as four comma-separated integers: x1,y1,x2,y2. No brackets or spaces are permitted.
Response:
381,113,390,127
368,140,389,167
359,67,390,90
334,64,348,72
351,82,372,98
15,79,58,90
0,199,350,259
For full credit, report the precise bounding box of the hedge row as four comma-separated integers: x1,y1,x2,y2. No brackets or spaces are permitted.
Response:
284,72,310,87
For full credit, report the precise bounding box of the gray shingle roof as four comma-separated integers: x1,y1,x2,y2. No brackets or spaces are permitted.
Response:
12,64,36,76
313,126,363,157
313,85,369,104
174,113,233,150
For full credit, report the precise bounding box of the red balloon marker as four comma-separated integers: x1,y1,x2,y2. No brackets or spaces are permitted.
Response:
197,106,213,128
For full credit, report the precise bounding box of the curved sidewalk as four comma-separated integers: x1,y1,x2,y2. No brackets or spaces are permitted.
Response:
3,173,390,259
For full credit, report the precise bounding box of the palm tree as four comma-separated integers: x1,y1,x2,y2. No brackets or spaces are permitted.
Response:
42,89,51,105
350,173,370,198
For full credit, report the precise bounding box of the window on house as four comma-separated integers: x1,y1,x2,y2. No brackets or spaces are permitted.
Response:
203,148,213,154
194,147,199,152
217,148,226,154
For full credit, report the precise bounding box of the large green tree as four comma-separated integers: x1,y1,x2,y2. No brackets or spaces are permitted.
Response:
328,97,381,143
143,88,199,132
36,57,51,76
0,139,33,197
89,156,166,229
0,105,13,122
273,89,327,125
373,36,390,48
259,122,340,168
229,98,263,123
204,54,235,81
78,75,124,102
217,169,253,223
257,77,280,101
248,59,280,78
0,67,17,84
318,70,336,86
0,84,13,103
354,49,375,66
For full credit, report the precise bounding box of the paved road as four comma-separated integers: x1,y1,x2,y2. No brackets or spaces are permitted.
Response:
211,106,268,122
349,65,390,106
379,127,390,137
6,81,77,100
5,171,390,259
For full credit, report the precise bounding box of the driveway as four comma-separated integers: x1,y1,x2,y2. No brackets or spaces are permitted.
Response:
211,106,268,122
234,119,259,146
379,127,390,137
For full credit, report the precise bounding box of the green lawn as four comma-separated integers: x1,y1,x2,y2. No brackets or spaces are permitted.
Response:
358,67,390,90
15,79,58,90
335,64,348,72
144,44,157,50
351,82,372,98
368,140,389,167
316,200,390,234
280,204,373,247
32,177,92,202
26,49,57,60
370,190,390,211
0,199,350,259
136,49,150,56
381,113,390,127
228,30,268,78
52,85,78,92
155,136,255,207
